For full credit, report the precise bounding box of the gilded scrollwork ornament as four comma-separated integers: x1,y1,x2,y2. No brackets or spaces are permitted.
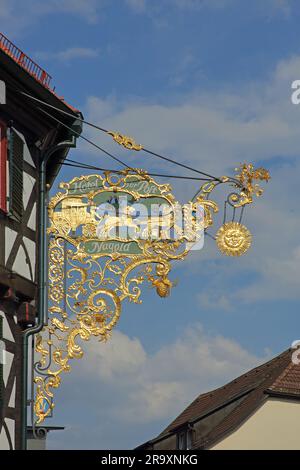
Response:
107,131,143,151
33,165,269,426
233,163,270,207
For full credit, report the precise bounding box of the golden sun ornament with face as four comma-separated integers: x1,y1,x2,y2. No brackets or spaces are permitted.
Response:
216,222,252,257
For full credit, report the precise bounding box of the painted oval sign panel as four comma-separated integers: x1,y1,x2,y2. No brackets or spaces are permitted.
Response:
49,170,205,257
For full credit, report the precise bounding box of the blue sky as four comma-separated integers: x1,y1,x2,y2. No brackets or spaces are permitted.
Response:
2,0,300,449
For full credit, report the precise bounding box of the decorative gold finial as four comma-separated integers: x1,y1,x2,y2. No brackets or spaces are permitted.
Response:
216,222,252,256
234,163,270,207
107,131,143,151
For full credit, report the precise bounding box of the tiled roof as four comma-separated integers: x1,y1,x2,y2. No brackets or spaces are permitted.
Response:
0,31,52,88
268,356,300,396
150,348,300,449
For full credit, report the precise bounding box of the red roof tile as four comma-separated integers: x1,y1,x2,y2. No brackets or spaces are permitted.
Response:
268,358,300,396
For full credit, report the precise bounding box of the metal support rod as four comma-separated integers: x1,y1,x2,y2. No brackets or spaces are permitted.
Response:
20,132,78,450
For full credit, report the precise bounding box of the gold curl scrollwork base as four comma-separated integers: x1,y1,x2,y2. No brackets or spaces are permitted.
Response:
34,239,174,425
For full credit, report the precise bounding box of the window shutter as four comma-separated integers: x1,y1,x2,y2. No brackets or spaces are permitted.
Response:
9,129,24,220
0,122,7,213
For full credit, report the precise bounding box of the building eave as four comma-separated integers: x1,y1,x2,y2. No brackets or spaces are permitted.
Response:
0,48,83,186
0,48,80,116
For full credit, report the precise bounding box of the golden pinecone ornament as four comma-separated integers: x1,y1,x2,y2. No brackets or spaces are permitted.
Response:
152,276,173,298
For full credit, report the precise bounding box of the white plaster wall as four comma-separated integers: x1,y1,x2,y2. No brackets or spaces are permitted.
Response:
23,236,36,281
0,427,10,450
4,227,17,265
0,80,6,104
12,245,31,280
0,310,15,450
27,202,36,231
212,398,300,450
23,172,36,210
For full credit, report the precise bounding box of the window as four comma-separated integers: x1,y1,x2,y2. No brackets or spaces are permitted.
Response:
0,124,24,219
178,431,186,450
0,121,7,213
177,429,193,450
8,128,24,220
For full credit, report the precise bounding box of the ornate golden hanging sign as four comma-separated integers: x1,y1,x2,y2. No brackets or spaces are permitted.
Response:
33,164,269,425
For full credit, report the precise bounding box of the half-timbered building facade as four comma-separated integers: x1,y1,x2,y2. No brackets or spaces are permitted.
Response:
0,32,82,450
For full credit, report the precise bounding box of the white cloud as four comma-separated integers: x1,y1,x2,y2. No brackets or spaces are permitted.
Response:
82,53,300,174
83,330,147,381
197,292,233,311
275,55,300,82
48,325,266,448
78,53,300,306
72,326,266,422
0,0,294,37
35,47,99,63
125,0,293,19
125,0,146,13
0,0,103,36
267,0,291,16
172,0,234,9
126,0,282,14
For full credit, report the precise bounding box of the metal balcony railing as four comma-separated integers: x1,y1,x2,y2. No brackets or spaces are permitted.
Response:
0,32,52,88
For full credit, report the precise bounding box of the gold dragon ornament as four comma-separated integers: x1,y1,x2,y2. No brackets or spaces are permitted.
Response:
33,164,269,425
